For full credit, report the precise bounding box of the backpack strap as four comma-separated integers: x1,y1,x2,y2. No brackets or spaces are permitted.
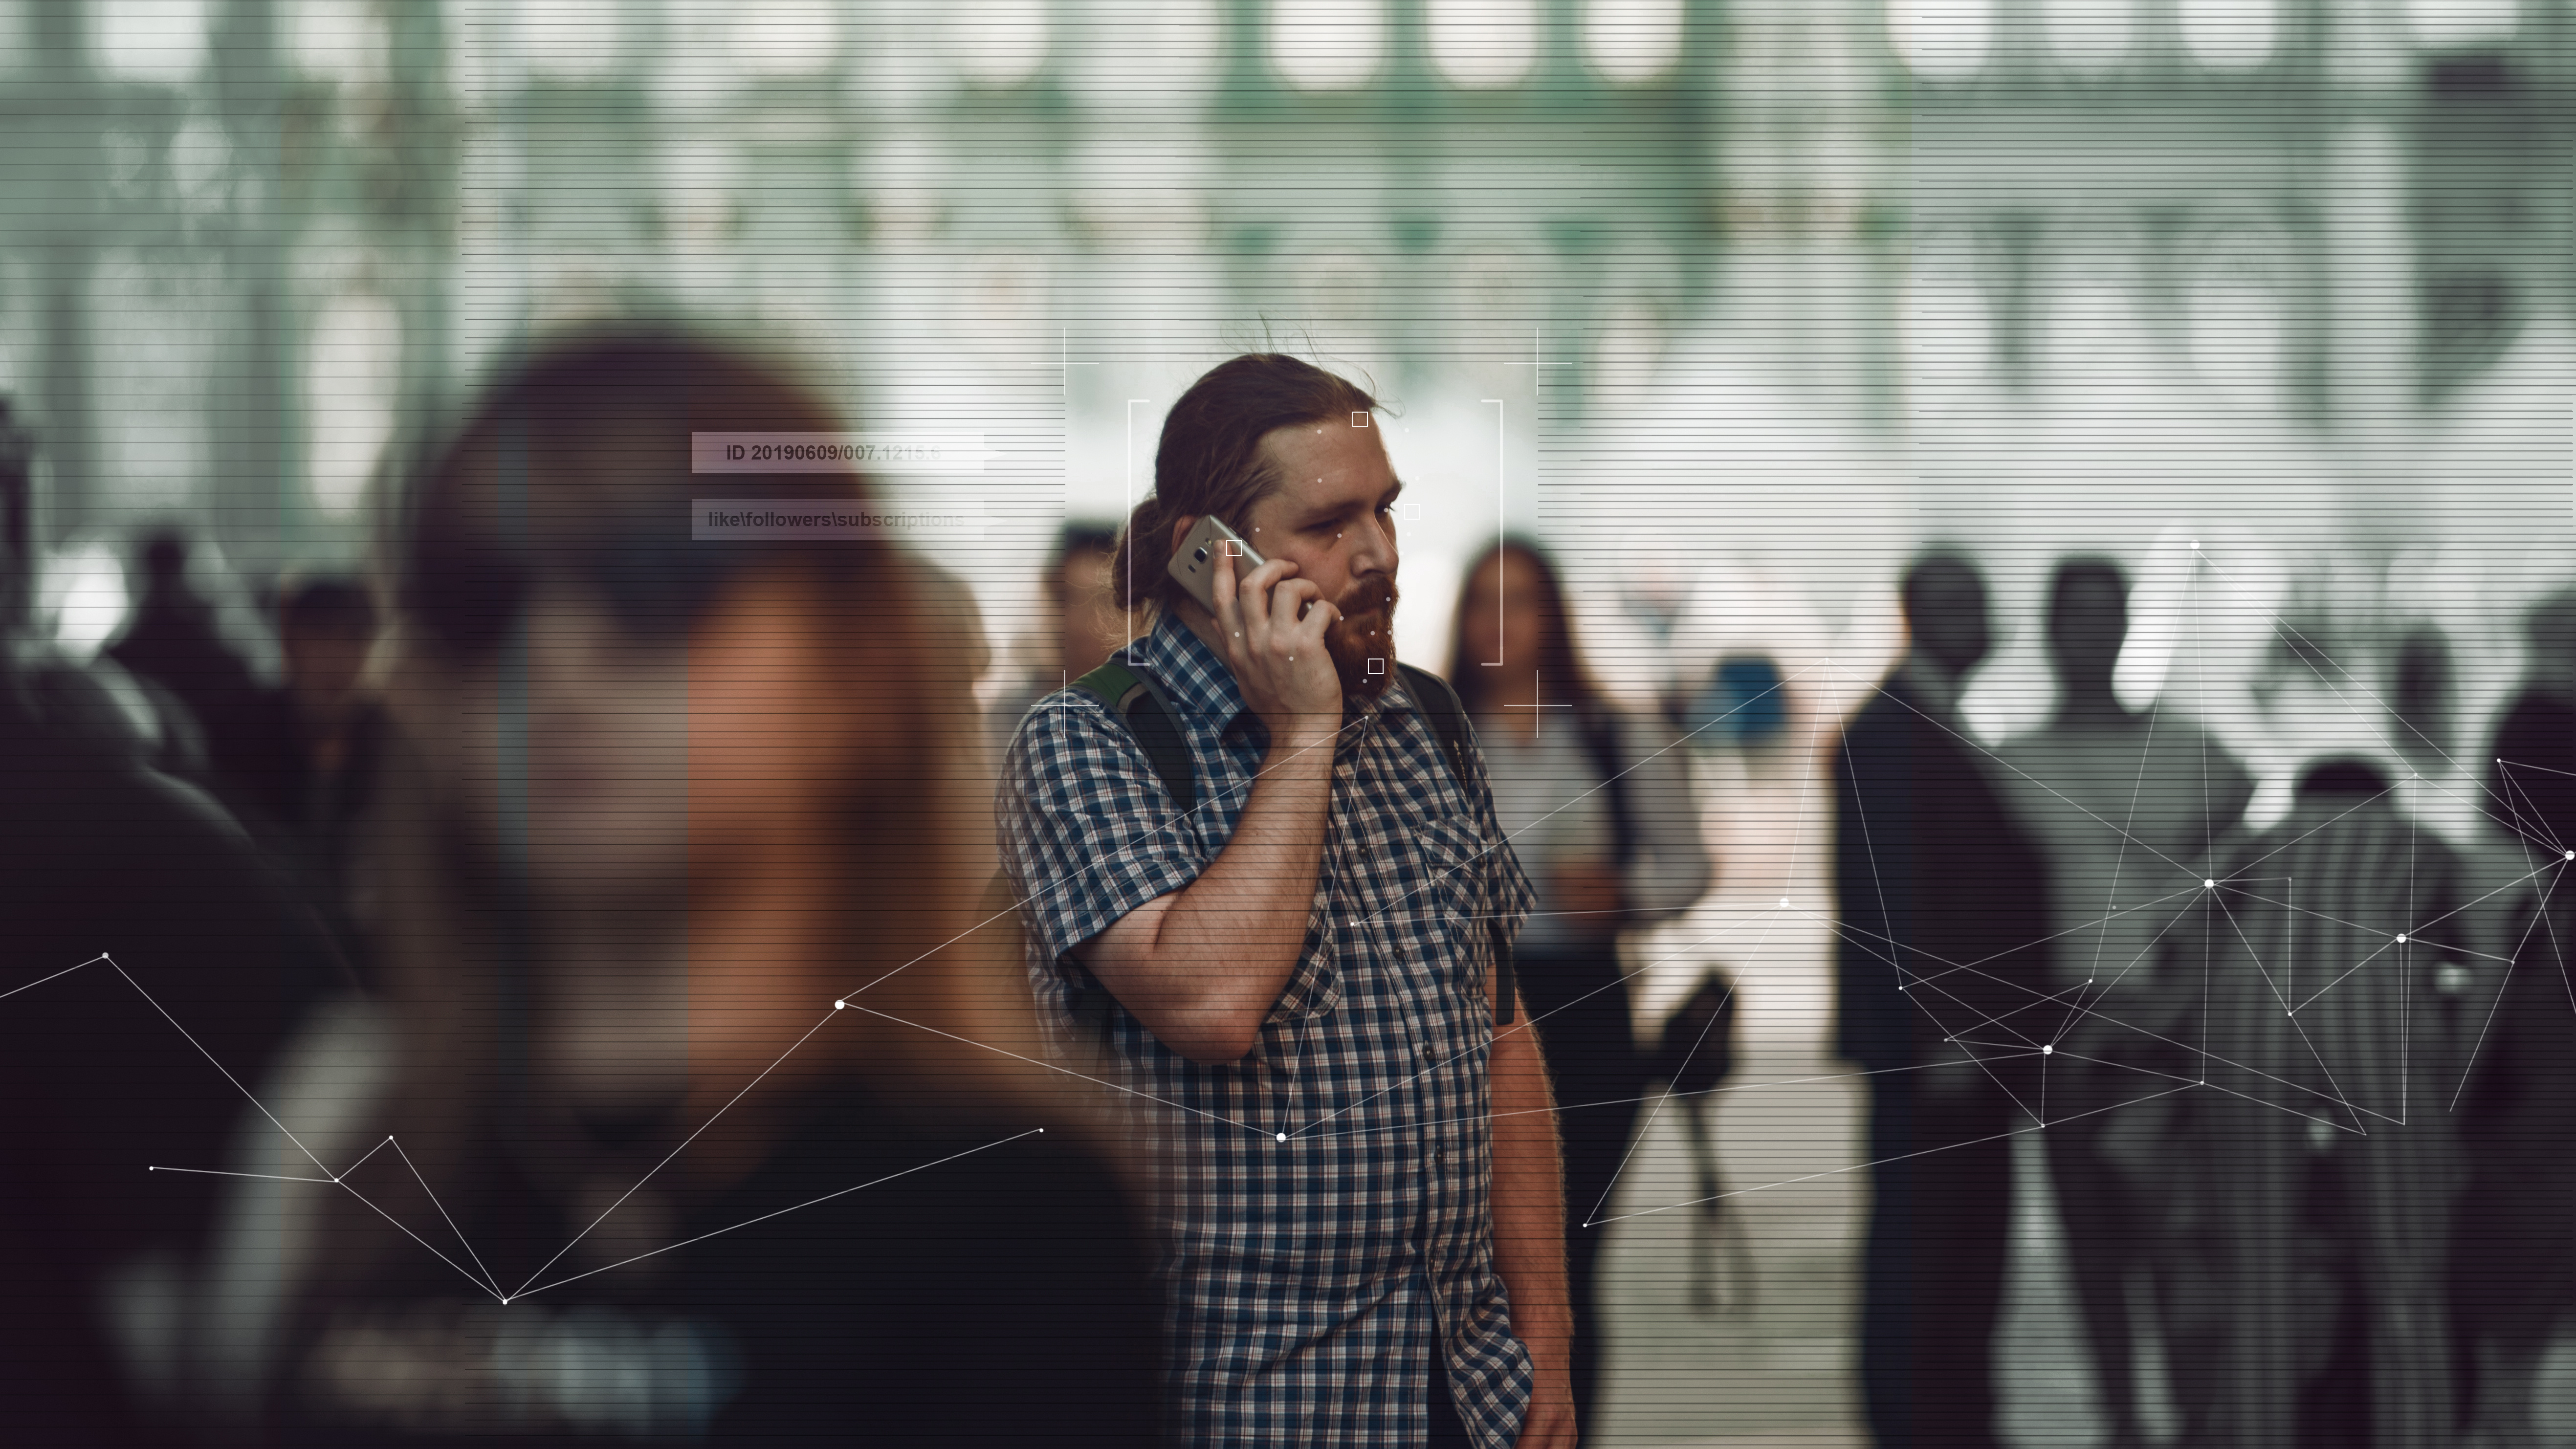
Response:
1071,658,1195,814
1397,663,1518,1028
1032,657,1202,1075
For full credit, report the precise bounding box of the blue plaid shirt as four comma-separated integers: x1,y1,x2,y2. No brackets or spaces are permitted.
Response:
999,611,1538,1449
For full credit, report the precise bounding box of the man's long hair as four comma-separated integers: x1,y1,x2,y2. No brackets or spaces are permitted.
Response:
1108,354,1378,618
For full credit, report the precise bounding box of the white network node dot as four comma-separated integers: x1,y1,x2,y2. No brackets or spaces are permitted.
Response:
1276,1132,1288,1143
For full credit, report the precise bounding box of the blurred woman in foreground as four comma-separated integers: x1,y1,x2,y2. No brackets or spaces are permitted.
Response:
196,329,1161,1445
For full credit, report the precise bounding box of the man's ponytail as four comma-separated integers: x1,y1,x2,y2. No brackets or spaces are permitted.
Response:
1109,494,1170,613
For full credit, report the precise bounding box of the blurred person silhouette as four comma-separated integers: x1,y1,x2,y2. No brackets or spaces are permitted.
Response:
2110,756,2472,1449
1990,556,2252,1449
200,329,1162,1446
1833,547,2053,1449
2450,867,2576,1449
221,575,392,874
0,417,349,1442
2389,622,2455,777
105,526,270,797
1448,536,1714,1440
988,522,1123,762
2484,587,2576,856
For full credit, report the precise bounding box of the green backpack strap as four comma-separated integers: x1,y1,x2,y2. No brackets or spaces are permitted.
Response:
1397,663,1518,1027
1040,657,1201,1071
1071,658,1196,814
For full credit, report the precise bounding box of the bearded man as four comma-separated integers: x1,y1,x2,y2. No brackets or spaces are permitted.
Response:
1000,354,1576,1449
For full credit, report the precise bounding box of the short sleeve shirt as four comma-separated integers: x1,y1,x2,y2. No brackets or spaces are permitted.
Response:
998,612,1538,1449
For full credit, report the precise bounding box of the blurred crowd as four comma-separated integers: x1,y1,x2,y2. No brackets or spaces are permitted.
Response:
1,326,2573,1449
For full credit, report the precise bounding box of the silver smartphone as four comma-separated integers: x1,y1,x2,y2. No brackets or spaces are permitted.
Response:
1167,513,1268,615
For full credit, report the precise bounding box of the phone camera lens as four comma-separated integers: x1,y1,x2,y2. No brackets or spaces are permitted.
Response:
1194,547,1208,563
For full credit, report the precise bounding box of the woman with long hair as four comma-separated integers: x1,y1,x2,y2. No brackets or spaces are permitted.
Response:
195,329,1161,1445
1446,538,1712,1438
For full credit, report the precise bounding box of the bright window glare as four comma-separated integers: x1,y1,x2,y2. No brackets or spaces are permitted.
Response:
44,543,132,659
1889,0,1990,81
2044,0,2134,73
94,0,213,84
306,293,402,520
0,1,28,73
287,0,390,84
1071,0,1222,105
1584,0,1684,84
954,0,1050,87
2179,0,2274,69
1274,0,1386,90
2407,0,2518,46
732,0,840,76
1429,0,1539,88
520,0,620,81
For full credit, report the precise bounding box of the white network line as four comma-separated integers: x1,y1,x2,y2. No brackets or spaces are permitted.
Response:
4,955,1045,1307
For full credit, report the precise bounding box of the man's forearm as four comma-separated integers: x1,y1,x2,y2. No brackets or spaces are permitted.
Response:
1488,1009,1573,1357
1079,724,1339,1062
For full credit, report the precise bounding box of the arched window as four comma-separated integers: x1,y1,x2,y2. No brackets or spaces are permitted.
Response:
2043,0,2134,73
954,0,1050,87
286,0,391,85
94,0,214,84
1888,0,1990,82
1583,0,1684,84
1903,240,1994,399
2185,232,2288,408
1073,0,1222,106
90,251,221,516
519,0,622,83
2407,0,2517,47
729,0,843,78
1429,0,1539,88
1273,0,1387,91
305,290,402,520
2178,0,2274,70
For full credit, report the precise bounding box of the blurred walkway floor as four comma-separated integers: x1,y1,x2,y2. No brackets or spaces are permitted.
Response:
1589,1043,1867,1449
1588,1042,2576,1449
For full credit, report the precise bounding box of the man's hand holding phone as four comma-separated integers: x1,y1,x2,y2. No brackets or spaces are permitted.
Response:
1209,543,1342,747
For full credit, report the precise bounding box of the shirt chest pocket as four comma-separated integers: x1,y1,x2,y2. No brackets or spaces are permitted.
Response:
1398,811,1496,982
1262,883,1345,1025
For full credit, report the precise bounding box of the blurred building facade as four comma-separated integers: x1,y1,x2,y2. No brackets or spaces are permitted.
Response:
0,0,2567,647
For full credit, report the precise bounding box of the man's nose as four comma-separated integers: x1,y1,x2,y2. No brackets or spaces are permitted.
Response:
1350,513,1397,582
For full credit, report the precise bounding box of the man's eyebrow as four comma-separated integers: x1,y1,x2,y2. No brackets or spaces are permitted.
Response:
1289,479,1404,529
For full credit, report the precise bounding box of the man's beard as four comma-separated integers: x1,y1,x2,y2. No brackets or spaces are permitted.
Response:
1325,576,1401,703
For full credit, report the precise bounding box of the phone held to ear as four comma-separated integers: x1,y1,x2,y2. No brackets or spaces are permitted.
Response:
1167,514,1269,616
